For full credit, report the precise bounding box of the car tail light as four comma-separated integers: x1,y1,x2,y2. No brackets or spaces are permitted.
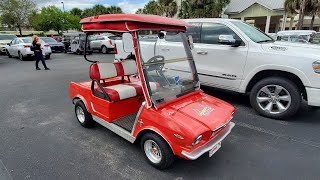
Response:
24,45,31,48
109,39,113,45
44,44,50,47
114,43,118,54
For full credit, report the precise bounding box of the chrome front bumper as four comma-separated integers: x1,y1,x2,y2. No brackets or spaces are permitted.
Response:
181,122,235,160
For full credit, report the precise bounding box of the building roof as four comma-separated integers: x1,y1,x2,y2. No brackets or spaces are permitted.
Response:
225,0,285,14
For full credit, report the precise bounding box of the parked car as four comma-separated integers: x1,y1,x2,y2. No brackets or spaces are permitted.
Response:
115,18,320,119
41,37,65,52
0,34,17,54
276,30,317,44
90,34,119,54
6,37,52,60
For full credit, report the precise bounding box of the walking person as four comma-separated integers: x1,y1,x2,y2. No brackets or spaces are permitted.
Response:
32,35,50,70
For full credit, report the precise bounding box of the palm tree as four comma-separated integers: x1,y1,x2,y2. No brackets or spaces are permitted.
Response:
179,0,230,18
284,0,320,30
106,6,123,14
137,0,161,15
91,4,108,16
158,0,178,17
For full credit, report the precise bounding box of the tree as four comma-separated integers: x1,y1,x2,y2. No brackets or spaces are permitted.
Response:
32,6,80,34
158,0,178,17
106,6,123,14
135,0,161,15
0,0,36,36
91,4,108,15
285,0,320,30
178,0,230,18
70,8,83,17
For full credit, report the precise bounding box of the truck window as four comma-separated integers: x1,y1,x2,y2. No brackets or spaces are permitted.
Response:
165,23,201,43
201,23,243,45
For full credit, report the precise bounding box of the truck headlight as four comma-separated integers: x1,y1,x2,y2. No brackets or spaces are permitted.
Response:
313,61,320,74
192,135,202,146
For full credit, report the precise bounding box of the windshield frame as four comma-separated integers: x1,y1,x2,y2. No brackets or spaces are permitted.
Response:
137,31,199,108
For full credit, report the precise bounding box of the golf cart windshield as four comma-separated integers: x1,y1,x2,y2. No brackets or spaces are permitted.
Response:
138,31,199,107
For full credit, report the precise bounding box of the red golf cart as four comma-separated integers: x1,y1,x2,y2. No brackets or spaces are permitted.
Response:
69,14,235,169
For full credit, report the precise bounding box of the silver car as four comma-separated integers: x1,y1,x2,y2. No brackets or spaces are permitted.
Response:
6,37,52,60
0,34,17,54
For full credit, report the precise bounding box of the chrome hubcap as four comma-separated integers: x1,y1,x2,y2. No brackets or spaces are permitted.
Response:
256,85,291,114
102,47,107,53
76,106,85,123
144,140,162,164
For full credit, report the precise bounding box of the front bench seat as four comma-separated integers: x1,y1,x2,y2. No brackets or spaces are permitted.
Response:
90,60,159,102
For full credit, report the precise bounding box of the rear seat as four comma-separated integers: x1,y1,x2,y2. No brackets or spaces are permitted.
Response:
90,60,159,102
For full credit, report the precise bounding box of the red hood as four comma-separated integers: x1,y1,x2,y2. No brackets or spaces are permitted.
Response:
167,93,235,132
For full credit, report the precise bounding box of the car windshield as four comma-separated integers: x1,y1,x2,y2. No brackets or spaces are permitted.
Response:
0,34,17,40
42,37,57,43
138,31,199,107
22,38,32,43
232,21,274,43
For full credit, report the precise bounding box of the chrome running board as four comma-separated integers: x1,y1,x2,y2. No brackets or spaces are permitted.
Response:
92,115,136,143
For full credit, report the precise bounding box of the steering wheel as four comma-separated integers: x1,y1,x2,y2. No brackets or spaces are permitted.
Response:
145,55,165,71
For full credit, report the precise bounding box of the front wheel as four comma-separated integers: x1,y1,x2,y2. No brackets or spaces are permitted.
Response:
74,101,94,128
6,50,12,58
101,46,108,54
250,77,301,119
141,133,175,169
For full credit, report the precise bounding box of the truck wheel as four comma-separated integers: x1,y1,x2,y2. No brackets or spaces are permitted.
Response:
141,132,175,169
74,101,94,128
250,77,301,119
101,46,108,54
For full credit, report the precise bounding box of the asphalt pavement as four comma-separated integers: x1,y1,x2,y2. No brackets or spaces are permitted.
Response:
0,53,319,180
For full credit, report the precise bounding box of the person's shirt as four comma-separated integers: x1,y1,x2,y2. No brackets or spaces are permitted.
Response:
32,41,41,52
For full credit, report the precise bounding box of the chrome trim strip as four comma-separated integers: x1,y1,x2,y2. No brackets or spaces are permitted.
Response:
131,102,146,135
92,115,136,143
181,122,235,160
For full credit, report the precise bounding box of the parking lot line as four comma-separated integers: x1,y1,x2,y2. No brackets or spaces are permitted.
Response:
0,160,13,180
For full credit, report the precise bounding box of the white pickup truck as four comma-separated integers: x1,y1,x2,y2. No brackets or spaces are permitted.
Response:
115,18,320,119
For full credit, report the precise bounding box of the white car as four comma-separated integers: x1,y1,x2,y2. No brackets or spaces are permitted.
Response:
115,18,320,119
90,34,119,54
6,37,52,60
0,34,17,54
276,30,318,44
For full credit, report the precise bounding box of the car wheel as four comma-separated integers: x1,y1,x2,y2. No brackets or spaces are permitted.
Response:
141,132,175,169
18,52,24,61
74,101,94,128
101,46,108,54
76,49,82,55
250,77,301,119
6,50,12,58
45,55,51,60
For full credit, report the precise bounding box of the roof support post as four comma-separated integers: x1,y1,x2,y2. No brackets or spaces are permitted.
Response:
265,16,271,33
289,17,294,30
282,13,288,31
241,16,245,22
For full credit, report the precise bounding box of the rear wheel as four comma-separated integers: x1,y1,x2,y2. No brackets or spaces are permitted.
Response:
141,132,175,169
101,46,108,54
6,50,12,58
18,52,24,61
76,49,82,55
74,101,94,128
45,55,51,59
250,77,301,119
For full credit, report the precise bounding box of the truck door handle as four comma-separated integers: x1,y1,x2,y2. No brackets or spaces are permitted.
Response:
197,50,208,55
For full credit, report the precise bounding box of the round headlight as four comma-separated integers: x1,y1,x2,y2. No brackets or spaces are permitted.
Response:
192,135,202,146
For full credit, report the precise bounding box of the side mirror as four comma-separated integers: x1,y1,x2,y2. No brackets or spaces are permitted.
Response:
7,43,11,46
218,35,242,47
188,35,194,50
122,33,134,53
158,32,166,39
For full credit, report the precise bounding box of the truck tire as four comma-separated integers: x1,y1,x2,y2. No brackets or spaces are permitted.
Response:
250,77,301,119
74,101,94,128
141,132,175,169
101,45,108,54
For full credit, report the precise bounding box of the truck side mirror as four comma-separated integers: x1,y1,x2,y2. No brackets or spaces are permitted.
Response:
158,32,165,39
219,35,242,47
122,33,134,53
